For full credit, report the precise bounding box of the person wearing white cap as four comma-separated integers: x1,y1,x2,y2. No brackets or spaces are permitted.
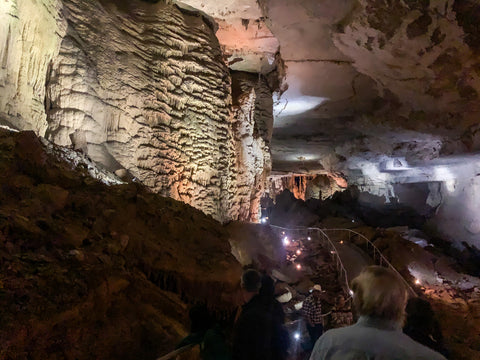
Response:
302,284,324,346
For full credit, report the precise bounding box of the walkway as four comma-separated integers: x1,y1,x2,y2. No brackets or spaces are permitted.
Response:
156,225,414,360
334,240,373,281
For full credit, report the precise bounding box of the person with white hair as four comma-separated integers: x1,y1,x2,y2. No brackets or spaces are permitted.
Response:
309,266,447,360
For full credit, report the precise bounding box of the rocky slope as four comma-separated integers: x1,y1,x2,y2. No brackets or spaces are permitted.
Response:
0,128,242,359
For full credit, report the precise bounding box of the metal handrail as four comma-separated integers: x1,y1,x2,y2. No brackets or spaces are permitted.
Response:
156,343,196,360
321,228,417,298
269,225,352,298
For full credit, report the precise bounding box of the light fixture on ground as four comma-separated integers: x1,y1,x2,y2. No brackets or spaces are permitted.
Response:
296,264,301,270
296,249,301,255
307,236,311,241
283,237,290,246
294,332,300,340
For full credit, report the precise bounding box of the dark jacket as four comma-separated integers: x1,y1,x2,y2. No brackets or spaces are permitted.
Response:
201,324,231,360
233,295,274,360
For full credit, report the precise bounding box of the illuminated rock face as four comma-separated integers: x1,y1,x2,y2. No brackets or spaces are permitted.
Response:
268,174,346,202
0,0,66,134
334,0,480,121
231,72,273,221
3,0,480,241
45,0,235,222
0,0,273,222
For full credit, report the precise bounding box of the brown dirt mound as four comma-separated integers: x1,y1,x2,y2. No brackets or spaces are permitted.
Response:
0,129,242,359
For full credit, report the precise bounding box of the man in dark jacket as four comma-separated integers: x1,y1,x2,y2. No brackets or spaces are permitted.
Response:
259,274,289,360
233,269,274,360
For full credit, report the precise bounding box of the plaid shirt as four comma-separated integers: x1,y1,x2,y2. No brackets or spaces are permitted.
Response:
303,294,323,325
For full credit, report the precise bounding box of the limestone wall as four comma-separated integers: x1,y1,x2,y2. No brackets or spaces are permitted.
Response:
334,0,480,125
231,72,272,221
0,0,273,222
268,174,346,202
0,0,66,134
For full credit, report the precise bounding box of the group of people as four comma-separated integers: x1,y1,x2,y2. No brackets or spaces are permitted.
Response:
178,265,449,360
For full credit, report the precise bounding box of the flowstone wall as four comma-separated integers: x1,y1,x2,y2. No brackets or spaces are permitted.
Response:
0,0,66,133
0,0,273,222
231,72,273,221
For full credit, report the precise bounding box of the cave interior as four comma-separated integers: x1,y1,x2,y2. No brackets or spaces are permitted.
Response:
1,0,480,359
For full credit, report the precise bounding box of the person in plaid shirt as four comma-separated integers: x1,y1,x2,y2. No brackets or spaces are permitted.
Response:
303,284,324,345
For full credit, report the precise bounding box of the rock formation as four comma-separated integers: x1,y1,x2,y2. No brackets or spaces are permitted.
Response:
0,0,66,133
0,0,274,223
2,0,480,251
0,128,242,359
268,174,347,201
231,71,273,221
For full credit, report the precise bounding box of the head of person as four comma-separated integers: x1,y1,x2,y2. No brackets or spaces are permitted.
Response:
241,269,262,302
351,266,408,325
312,284,322,300
336,294,346,308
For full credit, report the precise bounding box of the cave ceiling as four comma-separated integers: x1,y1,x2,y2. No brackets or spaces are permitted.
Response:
177,0,480,181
